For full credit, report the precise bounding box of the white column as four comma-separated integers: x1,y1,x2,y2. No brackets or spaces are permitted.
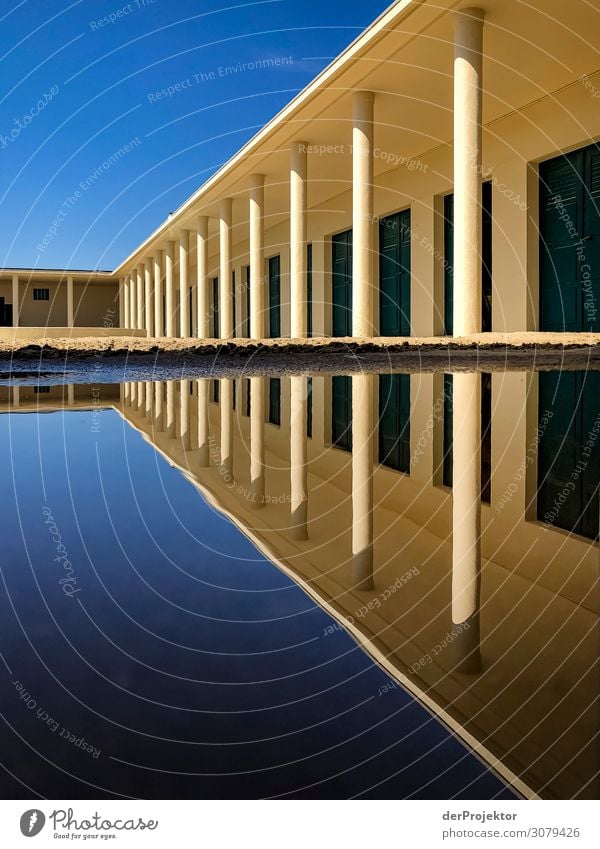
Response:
144,258,153,337
352,373,374,590
220,378,233,480
137,381,145,412
219,199,233,339
66,275,74,328
451,371,482,672
196,379,210,466
352,91,375,338
165,241,175,337
129,271,136,330
119,277,125,327
290,144,308,338
145,380,152,417
11,274,19,328
249,176,265,339
453,7,485,336
67,384,75,406
136,264,144,331
290,375,308,538
124,380,130,406
196,216,210,338
179,229,190,337
12,386,20,407
153,251,163,337
123,276,130,328
250,376,265,505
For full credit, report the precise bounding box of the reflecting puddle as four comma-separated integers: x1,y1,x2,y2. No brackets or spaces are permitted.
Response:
0,368,597,799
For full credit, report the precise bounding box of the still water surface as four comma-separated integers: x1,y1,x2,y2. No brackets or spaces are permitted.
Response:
0,366,597,799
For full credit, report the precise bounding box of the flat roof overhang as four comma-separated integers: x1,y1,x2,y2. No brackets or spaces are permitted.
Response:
112,0,600,275
0,269,115,284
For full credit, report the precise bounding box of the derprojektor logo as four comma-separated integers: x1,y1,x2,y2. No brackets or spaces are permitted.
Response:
19,810,46,837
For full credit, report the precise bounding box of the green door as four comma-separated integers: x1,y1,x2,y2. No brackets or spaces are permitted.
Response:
332,375,352,451
537,372,599,540
232,270,236,335
244,266,251,337
444,195,454,335
538,144,600,539
268,377,281,425
212,277,219,338
378,374,410,472
268,255,281,338
539,144,600,332
332,230,352,336
379,210,411,336
307,243,313,338
443,181,493,334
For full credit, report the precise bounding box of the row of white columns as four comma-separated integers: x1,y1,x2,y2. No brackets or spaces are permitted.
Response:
119,7,484,671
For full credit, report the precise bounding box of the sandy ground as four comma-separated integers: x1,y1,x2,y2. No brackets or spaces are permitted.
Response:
0,331,599,356
0,332,598,378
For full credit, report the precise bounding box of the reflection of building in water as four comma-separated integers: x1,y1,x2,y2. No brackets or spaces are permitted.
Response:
1,374,596,797
0,383,120,411
115,372,598,800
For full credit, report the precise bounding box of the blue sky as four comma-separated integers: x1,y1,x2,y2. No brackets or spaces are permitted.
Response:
0,0,390,271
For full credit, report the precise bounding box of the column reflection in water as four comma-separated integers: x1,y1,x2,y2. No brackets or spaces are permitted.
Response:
290,375,308,538
165,381,176,438
352,373,374,591
124,381,130,406
130,381,137,407
196,379,210,467
153,381,163,430
137,381,145,413
220,378,233,481
250,376,265,505
145,381,153,417
67,384,75,407
179,379,191,450
450,371,482,673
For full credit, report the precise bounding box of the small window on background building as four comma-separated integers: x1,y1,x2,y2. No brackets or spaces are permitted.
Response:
34,386,50,394
33,288,49,301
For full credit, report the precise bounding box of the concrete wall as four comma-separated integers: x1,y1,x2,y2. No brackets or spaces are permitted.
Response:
0,279,119,328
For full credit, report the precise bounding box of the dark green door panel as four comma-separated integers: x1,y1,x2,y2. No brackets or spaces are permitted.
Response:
539,144,600,333
245,266,251,337
268,377,281,426
332,375,352,451
332,230,352,336
212,277,219,338
537,371,599,540
379,210,411,336
378,374,410,472
443,195,454,336
307,242,313,338
442,374,453,487
268,255,281,338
